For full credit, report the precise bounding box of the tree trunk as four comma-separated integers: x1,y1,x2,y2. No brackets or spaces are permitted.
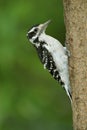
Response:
63,0,87,130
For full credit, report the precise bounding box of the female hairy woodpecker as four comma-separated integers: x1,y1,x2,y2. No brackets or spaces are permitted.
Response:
26,20,72,102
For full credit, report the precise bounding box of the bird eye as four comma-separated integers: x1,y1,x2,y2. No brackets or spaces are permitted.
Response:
27,28,38,39
27,32,36,39
34,28,38,32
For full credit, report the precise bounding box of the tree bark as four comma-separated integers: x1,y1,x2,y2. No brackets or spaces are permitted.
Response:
63,0,87,130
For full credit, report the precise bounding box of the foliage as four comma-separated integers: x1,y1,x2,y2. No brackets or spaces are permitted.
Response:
0,0,72,130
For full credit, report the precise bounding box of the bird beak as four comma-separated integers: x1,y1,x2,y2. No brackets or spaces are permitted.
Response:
39,20,51,33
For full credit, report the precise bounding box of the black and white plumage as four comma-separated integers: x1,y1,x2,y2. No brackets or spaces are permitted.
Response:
27,20,72,102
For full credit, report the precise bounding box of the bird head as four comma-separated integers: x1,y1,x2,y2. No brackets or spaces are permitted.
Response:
27,20,51,43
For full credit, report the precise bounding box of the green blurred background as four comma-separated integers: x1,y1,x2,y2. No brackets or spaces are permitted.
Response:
0,0,72,130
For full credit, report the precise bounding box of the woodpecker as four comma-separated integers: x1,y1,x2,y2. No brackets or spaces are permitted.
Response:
26,20,72,102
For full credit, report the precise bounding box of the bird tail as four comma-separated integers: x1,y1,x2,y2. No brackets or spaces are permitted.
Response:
64,84,72,102
67,89,72,102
